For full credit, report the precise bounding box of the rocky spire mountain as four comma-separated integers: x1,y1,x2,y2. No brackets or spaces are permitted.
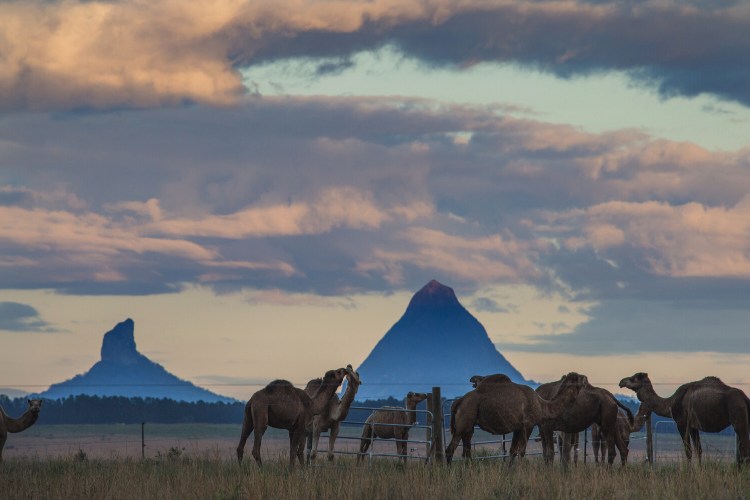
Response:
355,280,529,399
39,319,233,403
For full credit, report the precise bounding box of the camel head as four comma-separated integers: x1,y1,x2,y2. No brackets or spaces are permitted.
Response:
406,392,429,406
27,399,42,415
322,368,348,389
619,372,650,392
469,375,485,388
344,364,362,386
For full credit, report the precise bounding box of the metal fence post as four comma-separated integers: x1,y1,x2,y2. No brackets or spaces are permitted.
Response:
646,414,653,465
141,421,145,459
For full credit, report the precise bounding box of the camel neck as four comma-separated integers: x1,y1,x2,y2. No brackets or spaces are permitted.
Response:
3,408,40,433
636,386,672,418
405,402,419,425
310,382,339,415
335,381,359,421
543,385,578,419
630,404,650,432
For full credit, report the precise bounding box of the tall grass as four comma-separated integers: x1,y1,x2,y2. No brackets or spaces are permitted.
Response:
2,456,749,499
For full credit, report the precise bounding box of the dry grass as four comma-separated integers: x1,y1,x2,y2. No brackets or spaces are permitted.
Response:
2,456,749,499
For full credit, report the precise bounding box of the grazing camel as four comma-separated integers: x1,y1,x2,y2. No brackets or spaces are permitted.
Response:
445,372,587,465
0,399,42,462
591,404,650,463
536,375,634,466
357,392,428,464
236,368,347,467
619,373,750,465
304,364,362,462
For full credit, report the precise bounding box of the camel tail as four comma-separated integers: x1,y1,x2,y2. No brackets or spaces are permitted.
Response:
450,397,463,435
615,397,635,426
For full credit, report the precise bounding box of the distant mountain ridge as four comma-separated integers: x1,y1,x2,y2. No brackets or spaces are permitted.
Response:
38,319,233,403
355,280,529,399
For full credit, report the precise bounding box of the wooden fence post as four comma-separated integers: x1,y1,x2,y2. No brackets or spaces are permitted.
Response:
431,386,445,465
426,394,433,459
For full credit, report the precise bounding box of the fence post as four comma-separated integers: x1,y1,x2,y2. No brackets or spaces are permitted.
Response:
646,414,653,465
431,387,445,464
583,428,588,464
141,421,146,459
426,394,434,459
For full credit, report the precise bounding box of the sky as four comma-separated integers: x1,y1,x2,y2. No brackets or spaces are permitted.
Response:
2,0,750,401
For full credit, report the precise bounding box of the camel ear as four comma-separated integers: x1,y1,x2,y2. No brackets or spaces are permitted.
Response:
407,392,414,398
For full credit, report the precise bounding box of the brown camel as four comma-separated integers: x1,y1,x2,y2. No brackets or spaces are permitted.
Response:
536,375,634,466
445,372,587,465
357,392,428,464
236,368,347,467
591,403,650,463
619,373,750,465
1,399,42,462
304,364,362,462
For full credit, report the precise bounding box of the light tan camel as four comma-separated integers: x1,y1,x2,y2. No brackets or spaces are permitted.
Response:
445,372,586,465
1,399,42,462
591,404,650,463
304,364,361,462
357,392,429,464
236,368,346,467
536,375,634,466
619,372,750,465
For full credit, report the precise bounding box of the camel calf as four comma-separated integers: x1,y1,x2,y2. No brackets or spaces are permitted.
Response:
357,392,428,464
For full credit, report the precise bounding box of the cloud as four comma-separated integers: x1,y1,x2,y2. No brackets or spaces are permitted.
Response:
0,302,56,332
2,1,750,111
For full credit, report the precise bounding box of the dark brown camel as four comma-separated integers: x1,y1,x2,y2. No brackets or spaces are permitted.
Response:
0,399,42,462
445,372,586,465
536,375,634,466
236,368,347,467
591,404,649,463
304,364,361,462
357,392,428,464
619,373,750,465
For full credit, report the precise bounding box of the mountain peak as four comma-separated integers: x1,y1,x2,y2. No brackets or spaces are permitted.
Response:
405,279,461,312
100,318,140,365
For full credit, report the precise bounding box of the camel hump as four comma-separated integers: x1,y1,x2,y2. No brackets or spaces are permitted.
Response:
475,374,512,391
266,380,295,392
304,378,323,393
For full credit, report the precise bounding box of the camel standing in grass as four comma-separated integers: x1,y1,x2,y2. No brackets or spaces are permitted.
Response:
536,375,633,466
591,404,650,463
619,373,750,465
304,365,361,462
0,399,42,462
357,392,428,464
236,368,346,467
445,372,586,465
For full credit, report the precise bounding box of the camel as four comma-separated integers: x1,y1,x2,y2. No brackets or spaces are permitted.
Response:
236,367,347,467
591,404,650,463
536,375,634,466
357,392,429,464
619,372,750,465
445,372,587,465
1,399,42,462
304,364,362,462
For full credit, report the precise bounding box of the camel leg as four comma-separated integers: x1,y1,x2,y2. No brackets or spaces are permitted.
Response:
289,428,306,467
605,432,617,466
236,405,254,464
461,429,474,460
508,430,529,466
0,432,6,462
689,428,702,465
731,411,750,465
251,425,266,466
614,427,629,467
445,432,462,465
398,430,408,464
677,423,692,463
327,422,339,462
357,426,372,465
539,426,555,465
305,431,313,464
310,423,324,462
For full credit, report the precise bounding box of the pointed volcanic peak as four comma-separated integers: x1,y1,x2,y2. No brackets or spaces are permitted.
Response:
355,280,529,400
39,319,234,403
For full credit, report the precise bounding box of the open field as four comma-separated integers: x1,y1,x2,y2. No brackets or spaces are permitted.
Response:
2,424,747,499
2,455,750,499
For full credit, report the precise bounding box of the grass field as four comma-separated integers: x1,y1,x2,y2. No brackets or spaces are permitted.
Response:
2,424,747,499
